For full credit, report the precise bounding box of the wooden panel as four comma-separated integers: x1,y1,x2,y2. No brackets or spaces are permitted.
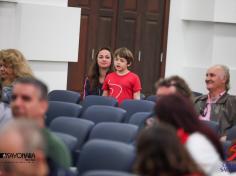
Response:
147,0,160,13
124,0,137,11
101,0,114,9
117,19,136,51
116,0,140,69
68,0,91,7
136,0,165,95
96,17,113,48
67,15,89,91
139,20,161,95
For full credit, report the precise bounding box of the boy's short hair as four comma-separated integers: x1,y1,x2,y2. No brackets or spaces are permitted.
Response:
114,47,134,65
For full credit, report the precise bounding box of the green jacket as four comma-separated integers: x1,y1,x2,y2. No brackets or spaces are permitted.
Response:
41,128,72,169
194,93,236,136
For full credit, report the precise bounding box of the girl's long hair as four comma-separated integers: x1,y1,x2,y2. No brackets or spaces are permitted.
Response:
134,123,205,176
87,47,113,90
155,94,224,160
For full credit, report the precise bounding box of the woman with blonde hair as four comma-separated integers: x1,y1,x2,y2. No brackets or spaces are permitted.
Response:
0,49,33,102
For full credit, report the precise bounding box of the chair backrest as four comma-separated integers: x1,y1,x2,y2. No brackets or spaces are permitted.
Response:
46,101,82,126
48,90,81,104
201,120,219,135
78,139,135,175
52,131,78,152
82,170,137,176
227,126,236,141
80,105,126,124
145,95,157,102
50,117,95,149
89,122,138,143
120,100,155,122
81,95,118,113
192,91,202,97
128,112,153,128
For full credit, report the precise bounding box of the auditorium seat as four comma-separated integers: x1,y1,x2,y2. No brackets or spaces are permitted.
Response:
80,105,126,124
81,95,118,114
89,122,138,143
78,139,135,175
128,112,153,129
48,90,81,104
145,95,157,102
45,101,82,126
82,170,137,176
120,99,155,122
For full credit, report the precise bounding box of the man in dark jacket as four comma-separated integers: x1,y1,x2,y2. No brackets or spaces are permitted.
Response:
194,65,236,140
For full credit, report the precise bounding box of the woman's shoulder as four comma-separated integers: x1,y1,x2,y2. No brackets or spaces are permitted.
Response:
187,132,212,145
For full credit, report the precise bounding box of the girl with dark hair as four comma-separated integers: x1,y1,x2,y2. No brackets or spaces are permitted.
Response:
155,94,226,175
134,123,205,176
83,47,113,98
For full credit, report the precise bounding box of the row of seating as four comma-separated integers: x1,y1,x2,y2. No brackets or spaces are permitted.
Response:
48,90,203,105
45,99,155,126
48,90,158,104
50,117,139,168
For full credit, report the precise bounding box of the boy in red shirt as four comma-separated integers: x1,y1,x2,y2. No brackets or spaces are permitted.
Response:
102,47,142,104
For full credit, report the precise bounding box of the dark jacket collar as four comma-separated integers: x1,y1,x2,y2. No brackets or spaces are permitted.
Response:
196,92,229,104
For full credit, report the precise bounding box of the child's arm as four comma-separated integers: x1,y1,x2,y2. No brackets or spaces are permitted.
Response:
103,90,109,96
133,91,141,100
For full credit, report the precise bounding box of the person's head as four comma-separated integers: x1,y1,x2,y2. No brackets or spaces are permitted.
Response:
10,77,48,127
0,49,33,86
155,94,225,160
88,47,113,88
155,78,176,96
205,65,230,93
0,119,48,176
113,47,134,72
155,75,193,100
134,123,204,176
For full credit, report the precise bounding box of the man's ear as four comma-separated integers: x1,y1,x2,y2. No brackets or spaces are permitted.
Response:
127,63,132,67
40,100,48,115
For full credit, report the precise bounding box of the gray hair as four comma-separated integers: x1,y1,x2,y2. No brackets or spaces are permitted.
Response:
0,119,46,173
214,65,230,91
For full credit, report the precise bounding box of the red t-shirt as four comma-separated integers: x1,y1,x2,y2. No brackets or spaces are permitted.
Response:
102,72,142,104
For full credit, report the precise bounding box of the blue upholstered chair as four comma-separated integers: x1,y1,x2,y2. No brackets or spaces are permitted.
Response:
89,122,138,143
46,101,82,126
78,139,135,175
80,105,126,124
120,99,155,122
48,90,81,104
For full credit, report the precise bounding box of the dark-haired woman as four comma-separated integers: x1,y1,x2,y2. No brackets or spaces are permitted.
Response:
155,94,226,175
83,47,113,98
134,123,205,176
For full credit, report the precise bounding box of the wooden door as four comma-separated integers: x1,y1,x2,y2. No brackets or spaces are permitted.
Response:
115,0,141,71
67,0,118,92
138,0,165,96
67,0,169,96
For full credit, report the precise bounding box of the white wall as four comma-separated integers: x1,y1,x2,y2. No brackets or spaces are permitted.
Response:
28,61,68,91
0,0,81,91
166,0,236,94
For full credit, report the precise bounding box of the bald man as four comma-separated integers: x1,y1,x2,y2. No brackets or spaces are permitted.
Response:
194,65,236,139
